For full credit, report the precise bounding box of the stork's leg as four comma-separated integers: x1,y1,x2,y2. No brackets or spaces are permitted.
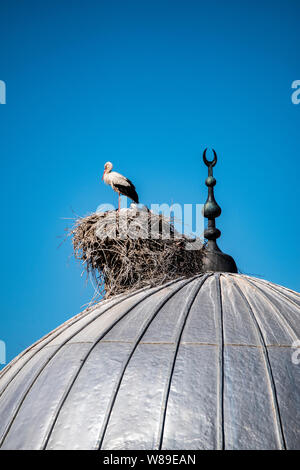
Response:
118,193,120,212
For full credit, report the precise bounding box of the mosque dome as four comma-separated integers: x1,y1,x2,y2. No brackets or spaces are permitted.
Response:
1,150,299,450
0,273,299,450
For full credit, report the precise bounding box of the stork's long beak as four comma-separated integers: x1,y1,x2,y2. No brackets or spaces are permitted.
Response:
101,170,105,181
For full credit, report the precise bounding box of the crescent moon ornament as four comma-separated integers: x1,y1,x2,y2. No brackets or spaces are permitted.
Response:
203,148,217,168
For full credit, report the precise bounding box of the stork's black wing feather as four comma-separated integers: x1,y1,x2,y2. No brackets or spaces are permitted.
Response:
113,180,139,204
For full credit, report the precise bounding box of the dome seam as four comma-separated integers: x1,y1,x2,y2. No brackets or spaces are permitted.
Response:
158,274,212,450
229,277,287,450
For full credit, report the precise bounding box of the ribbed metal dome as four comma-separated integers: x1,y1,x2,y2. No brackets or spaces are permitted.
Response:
0,273,299,450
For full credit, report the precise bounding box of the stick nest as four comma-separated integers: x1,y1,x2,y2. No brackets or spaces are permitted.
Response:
70,207,205,299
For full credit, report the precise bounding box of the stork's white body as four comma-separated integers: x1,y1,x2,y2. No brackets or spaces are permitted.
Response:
103,171,131,191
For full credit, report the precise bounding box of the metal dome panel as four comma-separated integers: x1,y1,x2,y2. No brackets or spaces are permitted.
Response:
0,273,299,450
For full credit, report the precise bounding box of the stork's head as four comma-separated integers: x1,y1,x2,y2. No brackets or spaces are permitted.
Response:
102,161,113,180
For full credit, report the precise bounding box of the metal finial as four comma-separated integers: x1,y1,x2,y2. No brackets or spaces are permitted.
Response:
201,148,238,273
203,148,221,243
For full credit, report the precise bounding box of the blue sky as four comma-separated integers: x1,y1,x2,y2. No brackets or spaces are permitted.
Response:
0,0,299,367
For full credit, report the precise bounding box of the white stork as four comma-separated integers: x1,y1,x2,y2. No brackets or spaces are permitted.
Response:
102,161,139,211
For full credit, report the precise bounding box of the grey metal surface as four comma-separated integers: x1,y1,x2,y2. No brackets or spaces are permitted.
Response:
0,273,299,450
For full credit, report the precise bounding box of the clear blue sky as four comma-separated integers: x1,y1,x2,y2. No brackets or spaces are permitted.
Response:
1,0,299,368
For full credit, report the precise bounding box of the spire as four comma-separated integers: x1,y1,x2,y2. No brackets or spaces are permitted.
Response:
201,148,238,273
